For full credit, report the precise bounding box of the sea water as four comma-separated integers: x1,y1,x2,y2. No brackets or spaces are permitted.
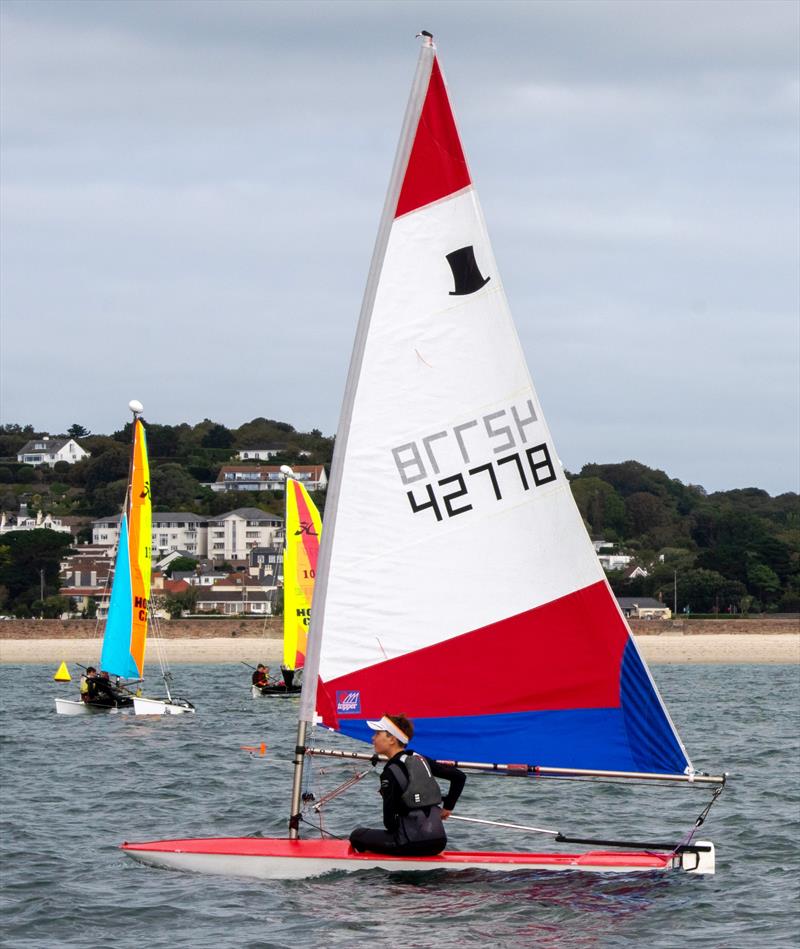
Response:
1,663,798,949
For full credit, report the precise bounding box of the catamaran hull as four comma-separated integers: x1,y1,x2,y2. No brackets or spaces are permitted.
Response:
132,697,196,716
55,698,129,716
122,838,714,879
251,685,301,699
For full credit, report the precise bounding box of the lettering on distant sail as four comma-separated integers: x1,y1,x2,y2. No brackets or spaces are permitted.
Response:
446,245,490,296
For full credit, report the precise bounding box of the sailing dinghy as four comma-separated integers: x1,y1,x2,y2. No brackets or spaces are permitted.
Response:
251,467,321,698
55,402,195,717
123,34,723,876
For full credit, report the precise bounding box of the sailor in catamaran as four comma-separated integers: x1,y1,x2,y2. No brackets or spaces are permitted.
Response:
251,664,271,689
350,714,466,857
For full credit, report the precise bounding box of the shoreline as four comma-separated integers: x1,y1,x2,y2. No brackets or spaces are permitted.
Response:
0,634,798,665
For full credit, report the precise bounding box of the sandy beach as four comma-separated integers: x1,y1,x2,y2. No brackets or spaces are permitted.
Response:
1,633,798,665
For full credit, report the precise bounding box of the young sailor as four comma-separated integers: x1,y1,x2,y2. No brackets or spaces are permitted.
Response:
349,714,465,857
79,667,96,703
251,664,270,689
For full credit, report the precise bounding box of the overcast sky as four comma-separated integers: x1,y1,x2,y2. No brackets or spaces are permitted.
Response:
1,0,797,495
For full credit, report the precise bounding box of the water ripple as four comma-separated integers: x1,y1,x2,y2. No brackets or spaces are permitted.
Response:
1,663,798,948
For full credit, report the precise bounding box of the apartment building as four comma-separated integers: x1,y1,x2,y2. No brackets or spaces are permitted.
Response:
92,512,207,555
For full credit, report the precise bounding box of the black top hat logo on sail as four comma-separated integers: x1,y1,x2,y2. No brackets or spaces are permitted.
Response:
446,245,491,296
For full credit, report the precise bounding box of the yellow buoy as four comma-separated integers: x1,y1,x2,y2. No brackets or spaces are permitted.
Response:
53,661,71,682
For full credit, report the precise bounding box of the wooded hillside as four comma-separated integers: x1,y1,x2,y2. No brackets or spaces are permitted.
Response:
0,422,797,616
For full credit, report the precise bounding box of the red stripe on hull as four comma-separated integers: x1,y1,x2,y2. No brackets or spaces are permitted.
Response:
318,582,629,728
395,58,471,218
121,837,671,871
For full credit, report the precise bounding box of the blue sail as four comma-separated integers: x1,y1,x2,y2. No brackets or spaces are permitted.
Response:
99,515,139,678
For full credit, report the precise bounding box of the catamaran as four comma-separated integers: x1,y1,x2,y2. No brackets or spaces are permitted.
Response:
251,466,321,698
55,401,195,717
123,34,724,875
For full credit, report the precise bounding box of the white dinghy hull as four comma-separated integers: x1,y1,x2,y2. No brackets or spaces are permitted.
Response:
55,698,128,716
132,697,196,716
122,837,714,879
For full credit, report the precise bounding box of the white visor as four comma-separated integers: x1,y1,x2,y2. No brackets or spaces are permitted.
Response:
366,716,410,745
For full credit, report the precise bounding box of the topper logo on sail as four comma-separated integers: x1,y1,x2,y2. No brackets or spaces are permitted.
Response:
446,245,490,296
336,691,361,715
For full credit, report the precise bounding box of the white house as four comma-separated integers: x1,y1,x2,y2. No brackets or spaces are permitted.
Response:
210,465,327,493
195,587,275,616
0,506,72,536
592,539,633,572
206,508,283,563
92,512,207,555
236,445,286,461
616,597,672,620
598,552,634,571
17,437,89,468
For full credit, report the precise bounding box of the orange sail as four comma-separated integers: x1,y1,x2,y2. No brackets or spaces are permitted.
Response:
127,418,152,676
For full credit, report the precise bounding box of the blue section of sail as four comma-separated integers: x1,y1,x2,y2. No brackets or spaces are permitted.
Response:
618,638,689,775
338,668,690,774
99,516,138,679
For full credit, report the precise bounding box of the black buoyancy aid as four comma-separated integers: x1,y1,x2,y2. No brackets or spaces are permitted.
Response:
389,752,443,811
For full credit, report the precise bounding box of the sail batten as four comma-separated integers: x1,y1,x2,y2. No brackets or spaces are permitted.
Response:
300,40,692,778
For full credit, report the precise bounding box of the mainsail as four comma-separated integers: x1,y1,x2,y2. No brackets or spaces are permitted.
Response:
100,418,152,679
301,40,691,777
282,477,322,670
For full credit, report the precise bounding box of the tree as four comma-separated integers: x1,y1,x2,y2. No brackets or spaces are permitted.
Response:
746,563,781,607
165,556,199,577
151,464,201,510
83,445,130,493
164,587,199,618
37,595,71,618
145,424,180,458
67,424,91,439
625,492,666,536
570,477,626,537
0,529,73,614
201,423,234,449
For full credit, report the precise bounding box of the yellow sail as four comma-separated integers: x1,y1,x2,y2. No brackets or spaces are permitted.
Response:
283,477,322,669
127,418,152,676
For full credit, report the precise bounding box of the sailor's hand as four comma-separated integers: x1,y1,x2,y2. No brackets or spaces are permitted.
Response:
441,809,452,820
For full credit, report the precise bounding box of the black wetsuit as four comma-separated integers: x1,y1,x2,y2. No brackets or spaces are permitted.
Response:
350,750,466,857
87,676,132,708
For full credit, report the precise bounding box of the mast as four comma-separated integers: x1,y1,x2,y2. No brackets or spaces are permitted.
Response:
288,32,438,838
280,464,294,672
126,399,143,523
100,399,147,680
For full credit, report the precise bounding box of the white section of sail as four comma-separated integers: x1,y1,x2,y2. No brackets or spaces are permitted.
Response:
314,187,605,681
298,41,437,724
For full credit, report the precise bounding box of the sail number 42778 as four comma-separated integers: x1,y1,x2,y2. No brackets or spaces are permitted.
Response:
390,399,558,522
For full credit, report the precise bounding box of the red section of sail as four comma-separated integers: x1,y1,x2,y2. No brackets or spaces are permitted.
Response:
395,57,471,218
292,482,319,572
317,581,630,729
